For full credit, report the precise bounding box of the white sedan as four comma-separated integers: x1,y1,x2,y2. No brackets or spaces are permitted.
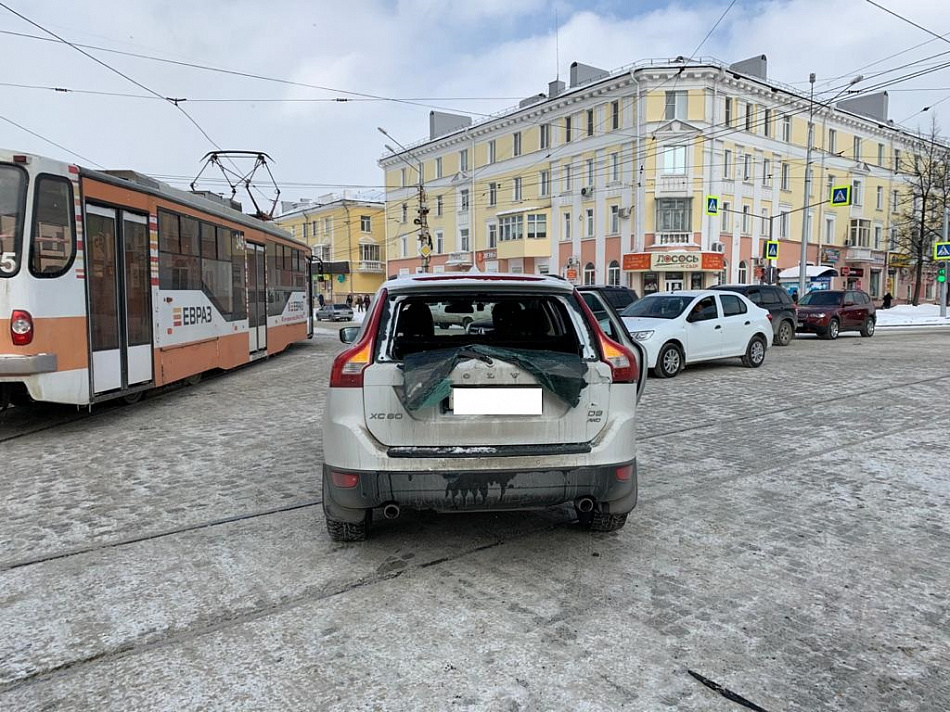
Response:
619,290,773,378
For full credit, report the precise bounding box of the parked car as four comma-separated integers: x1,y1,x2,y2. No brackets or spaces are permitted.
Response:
316,304,354,322
578,286,648,404
710,284,798,346
796,289,876,339
619,290,773,378
322,273,641,541
578,285,639,313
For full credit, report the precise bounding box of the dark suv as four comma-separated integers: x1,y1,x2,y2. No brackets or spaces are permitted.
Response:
710,284,798,346
580,285,639,312
796,289,875,339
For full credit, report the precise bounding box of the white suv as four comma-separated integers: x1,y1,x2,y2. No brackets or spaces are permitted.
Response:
322,274,641,541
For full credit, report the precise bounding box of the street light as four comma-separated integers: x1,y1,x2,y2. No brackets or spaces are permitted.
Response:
378,127,432,271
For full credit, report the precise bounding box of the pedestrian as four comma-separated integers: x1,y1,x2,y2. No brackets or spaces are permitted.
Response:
318,292,325,308
346,293,353,309
882,292,893,309
357,295,364,313
363,294,371,312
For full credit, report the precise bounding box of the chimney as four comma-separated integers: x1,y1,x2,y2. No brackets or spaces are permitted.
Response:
548,79,565,98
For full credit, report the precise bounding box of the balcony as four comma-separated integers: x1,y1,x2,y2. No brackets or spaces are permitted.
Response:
357,260,385,273
655,232,692,246
446,251,473,266
656,175,689,195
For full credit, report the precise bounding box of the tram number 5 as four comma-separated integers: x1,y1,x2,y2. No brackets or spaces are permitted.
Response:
0,252,17,274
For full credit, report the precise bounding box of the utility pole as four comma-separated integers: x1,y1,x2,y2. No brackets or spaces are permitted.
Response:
941,206,948,318
379,127,432,272
798,72,816,300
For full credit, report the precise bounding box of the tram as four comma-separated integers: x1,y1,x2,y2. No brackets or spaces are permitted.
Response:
0,149,313,407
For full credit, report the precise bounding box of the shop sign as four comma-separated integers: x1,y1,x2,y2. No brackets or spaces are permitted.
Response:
622,253,652,271
566,268,577,280
821,247,840,263
848,268,865,277
701,253,724,271
652,252,701,271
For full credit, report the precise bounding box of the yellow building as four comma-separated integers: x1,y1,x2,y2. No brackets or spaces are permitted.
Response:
274,196,385,303
379,56,924,301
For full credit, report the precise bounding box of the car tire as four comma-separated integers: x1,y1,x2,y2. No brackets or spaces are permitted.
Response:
823,318,840,340
325,510,371,542
588,511,628,532
741,335,767,368
776,319,795,346
122,390,144,405
860,318,875,337
653,343,682,379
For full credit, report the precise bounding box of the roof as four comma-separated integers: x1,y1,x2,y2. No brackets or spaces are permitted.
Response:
384,273,574,294
779,266,838,279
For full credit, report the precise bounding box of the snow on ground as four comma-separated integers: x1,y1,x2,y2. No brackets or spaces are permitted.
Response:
876,303,950,327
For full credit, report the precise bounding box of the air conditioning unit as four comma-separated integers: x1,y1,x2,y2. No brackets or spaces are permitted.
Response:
618,207,631,219
752,257,764,266
580,186,593,197
711,241,725,253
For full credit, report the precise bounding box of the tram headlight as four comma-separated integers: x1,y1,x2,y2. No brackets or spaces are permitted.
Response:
10,310,34,346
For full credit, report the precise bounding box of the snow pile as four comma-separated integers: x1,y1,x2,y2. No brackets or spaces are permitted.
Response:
876,304,950,327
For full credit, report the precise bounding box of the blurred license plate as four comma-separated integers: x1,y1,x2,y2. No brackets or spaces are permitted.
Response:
452,388,542,415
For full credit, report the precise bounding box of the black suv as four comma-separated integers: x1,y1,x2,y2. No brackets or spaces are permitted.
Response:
711,284,798,346
580,285,639,312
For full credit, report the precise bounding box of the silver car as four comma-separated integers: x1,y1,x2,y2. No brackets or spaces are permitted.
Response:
321,274,642,541
315,303,354,322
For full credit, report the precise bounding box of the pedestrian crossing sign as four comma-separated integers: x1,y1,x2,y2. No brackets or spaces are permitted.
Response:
830,185,852,206
706,195,719,215
765,240,779,260
935,242,950,260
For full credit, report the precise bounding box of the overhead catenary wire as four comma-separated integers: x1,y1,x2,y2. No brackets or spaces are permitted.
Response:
0,112,104,167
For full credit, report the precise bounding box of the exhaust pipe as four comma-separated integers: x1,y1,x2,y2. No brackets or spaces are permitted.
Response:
576,497,595,513
382,503,401,520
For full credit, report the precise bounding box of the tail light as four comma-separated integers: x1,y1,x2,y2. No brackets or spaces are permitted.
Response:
615,464,633,481
574,293,639,384
330,470,360,488
10,310,34,346
329,289,386,388
767,313,773,321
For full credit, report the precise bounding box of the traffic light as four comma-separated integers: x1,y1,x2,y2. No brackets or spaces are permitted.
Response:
938,265,947,283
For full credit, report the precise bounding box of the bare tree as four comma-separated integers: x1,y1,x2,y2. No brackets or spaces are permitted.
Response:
892,119,950,305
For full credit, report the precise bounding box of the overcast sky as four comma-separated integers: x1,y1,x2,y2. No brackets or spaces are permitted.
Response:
1,0,949,205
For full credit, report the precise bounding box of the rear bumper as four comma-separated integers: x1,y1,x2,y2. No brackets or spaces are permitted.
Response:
323,459,638,523
0,354,58,376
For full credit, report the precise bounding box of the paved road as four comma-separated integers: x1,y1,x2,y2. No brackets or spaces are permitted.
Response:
1,329,949,711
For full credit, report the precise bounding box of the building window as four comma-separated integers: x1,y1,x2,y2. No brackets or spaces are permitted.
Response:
893,149,901,172
499,215,523,241
852,179,863,207
488,223,497,248
586,209,594,237
876,186,883,211
723,149,733,179
488,182,497,207
564,163,573,191
610,205,620,234
853,136,861,160
360,243,380,262
760,208,769,237
665,91,687,120
459,228,470,251
460,189,471,212
662,145,687,175
779,210,790,238
435,157,443,178
586,158,595,188
721,201,731,232
781,163,790,190
488,140,496,164
725,97,733,126
782,115,791,142
741,205,751,235
827,128,837,154
889,226,898,250
762,158,771,187
743,154,752,182
656,198,691,233
891,189,899,212
877,143,885,166
526,213,546,238
513,177,523,202
540,124,550,149
738,260,748,284
435,229,444,254
540,170,550,197
564,116,572,143
401,204,408,223
744,103,753,131
436,195,443,216
825,215,835,242
302,222,309,239
513,131,522,157
587,109,595,136
360,215,371,232
611,100,620,130
874,225,883,249
764,107,772,137
610,152,619,183
400,235,408,257
459,148,469,172
850,218,871,247
583,261,595,285
607,260,620,285
563,212,571,240
400,168,406,187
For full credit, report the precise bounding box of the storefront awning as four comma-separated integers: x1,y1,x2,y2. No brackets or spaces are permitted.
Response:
779,265,837,279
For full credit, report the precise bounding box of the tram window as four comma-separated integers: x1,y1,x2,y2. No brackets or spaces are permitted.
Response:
231,231,246,320
30,175,75,277
180,216,200,256
200,221,217,260
158,211,200,290
217,226,231,259
158,209,179,252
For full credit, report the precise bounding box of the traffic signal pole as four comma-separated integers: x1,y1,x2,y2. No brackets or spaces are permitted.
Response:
941,207,948,318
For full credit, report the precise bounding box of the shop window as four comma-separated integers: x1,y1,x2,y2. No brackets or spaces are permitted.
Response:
583,262,595,285
738,260,748,284
607,260,620,286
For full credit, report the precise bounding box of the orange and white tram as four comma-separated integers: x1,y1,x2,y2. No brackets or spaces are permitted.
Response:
1,149,313,407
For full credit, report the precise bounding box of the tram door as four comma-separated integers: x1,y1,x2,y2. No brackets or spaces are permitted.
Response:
86,205,153,395
247,242,267,354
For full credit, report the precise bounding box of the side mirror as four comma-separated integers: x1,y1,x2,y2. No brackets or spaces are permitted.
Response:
340,327,359,344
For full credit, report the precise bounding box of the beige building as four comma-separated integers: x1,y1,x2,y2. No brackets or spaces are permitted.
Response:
274,196,385,303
